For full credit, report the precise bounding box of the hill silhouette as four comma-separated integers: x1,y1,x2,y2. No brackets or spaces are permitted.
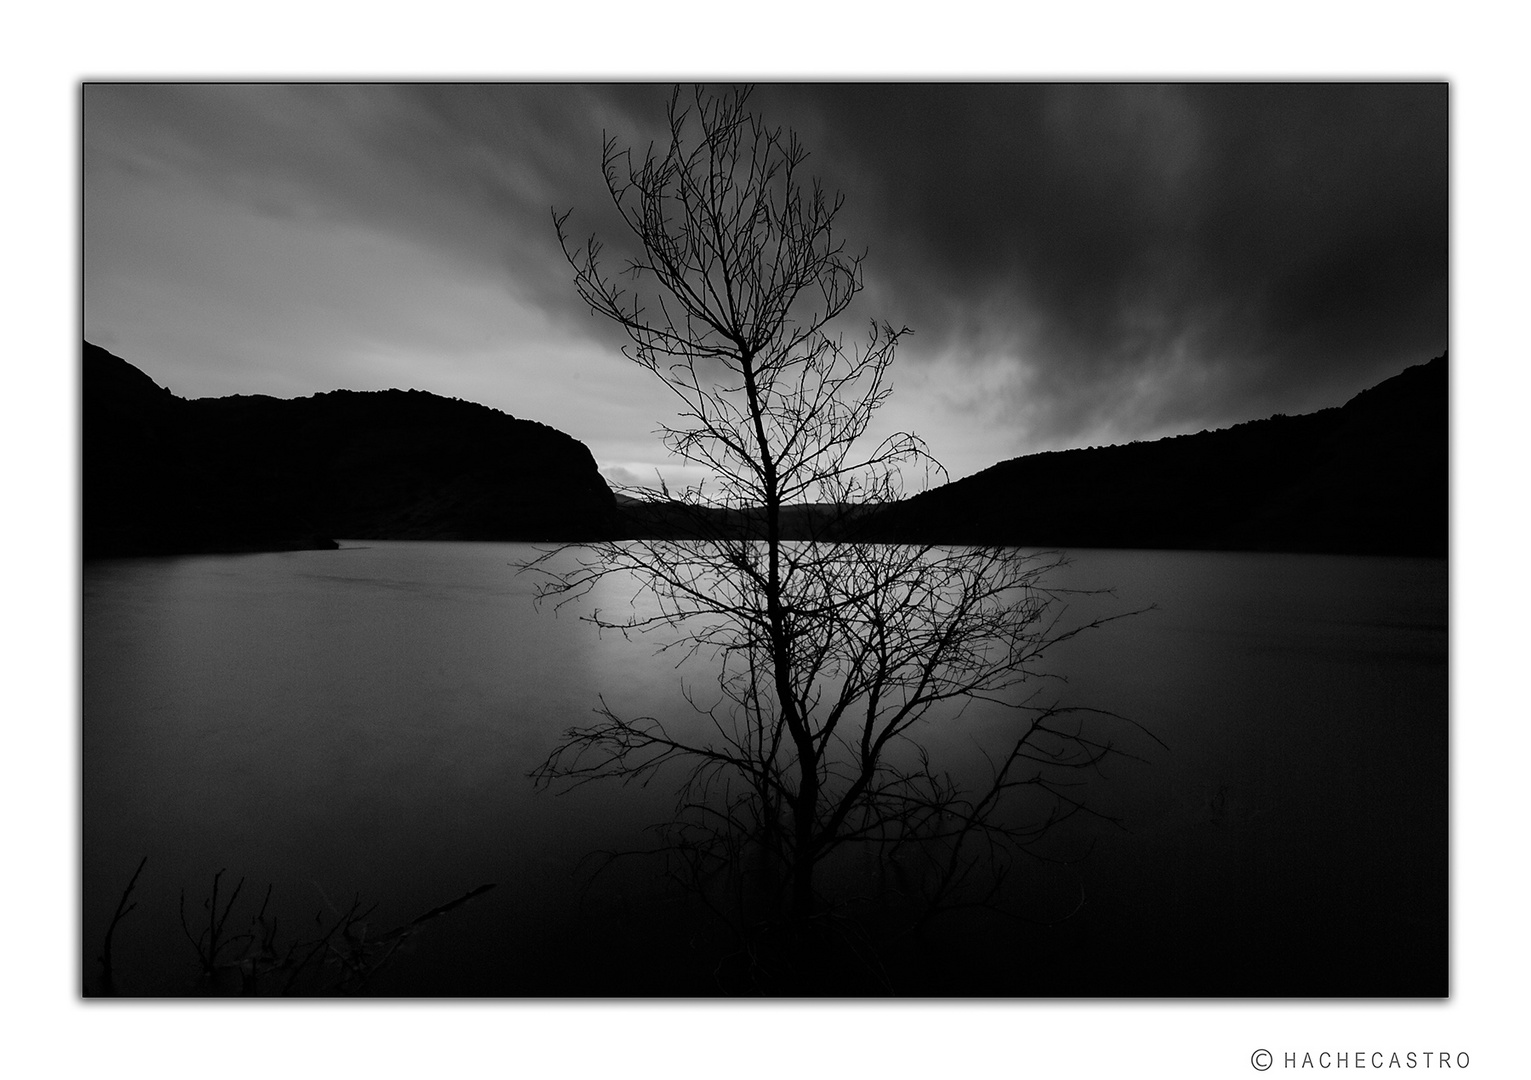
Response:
85,342,1446,558
853,354,1447,556
84,342,618,557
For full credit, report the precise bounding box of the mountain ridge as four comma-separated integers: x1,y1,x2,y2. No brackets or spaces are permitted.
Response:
851,353,1447,556
84,342,619,557
84,342,1447,558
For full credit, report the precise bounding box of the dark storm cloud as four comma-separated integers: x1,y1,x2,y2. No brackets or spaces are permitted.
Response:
742,83,1447,449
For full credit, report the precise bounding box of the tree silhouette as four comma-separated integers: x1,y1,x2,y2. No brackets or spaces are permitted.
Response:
531,87,1145,975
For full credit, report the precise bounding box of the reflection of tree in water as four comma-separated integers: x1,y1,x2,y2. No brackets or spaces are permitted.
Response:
530,86,1153,992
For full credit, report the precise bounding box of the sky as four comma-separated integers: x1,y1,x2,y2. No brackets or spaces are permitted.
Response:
83,82,1447,489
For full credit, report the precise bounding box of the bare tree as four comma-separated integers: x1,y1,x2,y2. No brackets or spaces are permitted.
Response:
531,87,1145,956
90,858,496,996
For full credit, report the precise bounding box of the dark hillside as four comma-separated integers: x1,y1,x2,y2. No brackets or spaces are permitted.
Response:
84,342,619,557
855,354,1447,557
85,342,1446,558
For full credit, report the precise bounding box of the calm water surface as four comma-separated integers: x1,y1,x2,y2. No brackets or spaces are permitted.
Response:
82,542,1447,995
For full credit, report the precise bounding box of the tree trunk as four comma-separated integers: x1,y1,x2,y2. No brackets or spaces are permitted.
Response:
790,769,818,921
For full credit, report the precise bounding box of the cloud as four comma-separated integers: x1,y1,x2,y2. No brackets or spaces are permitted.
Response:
84,83,1448,484
747,83,1447,460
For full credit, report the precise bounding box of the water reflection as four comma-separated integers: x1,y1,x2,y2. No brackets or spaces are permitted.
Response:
82,542,1447,995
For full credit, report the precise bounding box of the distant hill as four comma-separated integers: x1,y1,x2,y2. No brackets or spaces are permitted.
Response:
608,495,870,542
853,354,1447,557
84,342,619,557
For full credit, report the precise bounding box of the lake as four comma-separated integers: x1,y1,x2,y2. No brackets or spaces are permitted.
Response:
81,541,1447,996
